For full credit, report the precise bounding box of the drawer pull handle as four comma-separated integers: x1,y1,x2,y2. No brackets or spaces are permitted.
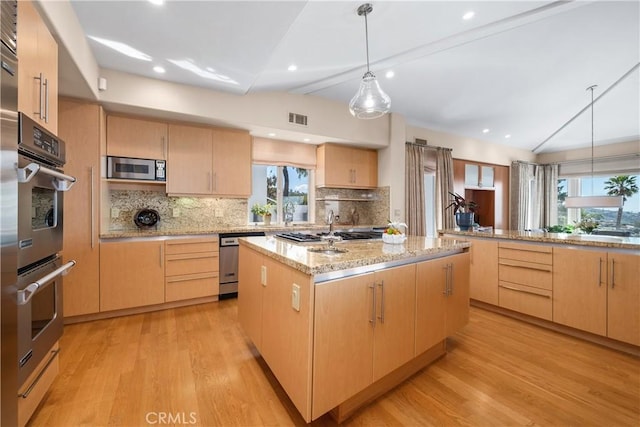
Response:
499,260,551,272
499,284,551,299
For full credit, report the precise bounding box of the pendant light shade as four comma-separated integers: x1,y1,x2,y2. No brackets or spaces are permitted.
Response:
349,4,391,119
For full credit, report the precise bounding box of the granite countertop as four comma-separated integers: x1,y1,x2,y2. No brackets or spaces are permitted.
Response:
239,235,470,282
99,223,385,239
439,229,640,251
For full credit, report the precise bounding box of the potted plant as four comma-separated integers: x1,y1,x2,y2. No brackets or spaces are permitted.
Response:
446,192,478,231
251,203,274,225
574,213,601,234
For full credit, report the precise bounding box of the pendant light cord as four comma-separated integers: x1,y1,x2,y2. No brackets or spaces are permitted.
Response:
364,9,370,73
588,84,597,193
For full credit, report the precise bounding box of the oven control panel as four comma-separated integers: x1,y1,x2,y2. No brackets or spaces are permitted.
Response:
18,113,66,165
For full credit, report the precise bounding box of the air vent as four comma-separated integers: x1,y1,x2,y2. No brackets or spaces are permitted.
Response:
415,138,428,145
288,112,308,126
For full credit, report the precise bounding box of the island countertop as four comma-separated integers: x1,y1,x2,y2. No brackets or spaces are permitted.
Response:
239,235,470,281
439,229,640,251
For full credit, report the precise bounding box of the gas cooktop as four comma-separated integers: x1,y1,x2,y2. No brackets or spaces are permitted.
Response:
276,231,382,242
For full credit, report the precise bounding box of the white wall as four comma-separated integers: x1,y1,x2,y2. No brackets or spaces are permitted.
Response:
406,126,536,165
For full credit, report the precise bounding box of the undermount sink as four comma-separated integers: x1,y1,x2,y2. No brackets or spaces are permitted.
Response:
307,246,348,255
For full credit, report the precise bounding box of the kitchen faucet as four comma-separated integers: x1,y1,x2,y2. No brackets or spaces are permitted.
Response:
327,209,335,234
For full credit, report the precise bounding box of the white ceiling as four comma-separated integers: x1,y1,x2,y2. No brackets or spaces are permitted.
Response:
66,0,640,153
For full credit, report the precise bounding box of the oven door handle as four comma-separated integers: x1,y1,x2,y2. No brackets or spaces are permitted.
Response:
17,260,76,305
17,162,77,191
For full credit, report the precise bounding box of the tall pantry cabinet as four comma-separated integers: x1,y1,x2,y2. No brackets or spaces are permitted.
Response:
59,99,104,317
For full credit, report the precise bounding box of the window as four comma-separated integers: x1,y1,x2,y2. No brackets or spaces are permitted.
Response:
249,165,312,224
556,174,640,236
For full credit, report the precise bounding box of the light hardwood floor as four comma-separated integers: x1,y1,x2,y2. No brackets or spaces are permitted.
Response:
29,301,639,426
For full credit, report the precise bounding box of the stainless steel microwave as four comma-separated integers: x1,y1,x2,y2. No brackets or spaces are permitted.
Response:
107,156,166,181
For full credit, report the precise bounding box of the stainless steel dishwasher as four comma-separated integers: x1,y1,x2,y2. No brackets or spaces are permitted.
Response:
219,232,265,298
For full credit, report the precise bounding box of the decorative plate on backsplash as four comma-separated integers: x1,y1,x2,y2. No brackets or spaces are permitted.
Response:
134,208,160,228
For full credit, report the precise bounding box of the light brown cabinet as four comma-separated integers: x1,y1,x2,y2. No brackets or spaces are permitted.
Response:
59,99,103,317
164,237,219,302
167,124,251,196
316,144,378,189
238,245,314,421
498,242,553,321
468,238,499,304
415,253,470,354
100,241,165,312
106,115,168,160
553,248,639,346
18,0,58,134
313,264,416,418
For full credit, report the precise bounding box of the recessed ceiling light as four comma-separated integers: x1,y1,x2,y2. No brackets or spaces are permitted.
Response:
482,128,490,133
148,0,163,5
88,36,152,61
287,64,297,72
505,134,511,139
268,132,276,137
303,138,311,142
385,70,395,79
153,66,165,73
463,11,475,20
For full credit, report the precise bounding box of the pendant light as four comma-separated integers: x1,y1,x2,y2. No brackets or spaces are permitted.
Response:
564,85,623,208
349,3,391,119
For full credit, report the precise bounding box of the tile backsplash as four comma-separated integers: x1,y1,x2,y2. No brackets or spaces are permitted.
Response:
107,189,248,231
106,186,390,231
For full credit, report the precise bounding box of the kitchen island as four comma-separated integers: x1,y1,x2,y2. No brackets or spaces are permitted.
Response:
439,229,640,352
237,235,471,422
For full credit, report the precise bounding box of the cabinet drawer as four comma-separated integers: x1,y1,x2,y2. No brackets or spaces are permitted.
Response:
498,243,552,265
498,282,552,321
165,272,219,302
165,238,219,255
165,252,219,276
18,344,59,427
498,261,552,290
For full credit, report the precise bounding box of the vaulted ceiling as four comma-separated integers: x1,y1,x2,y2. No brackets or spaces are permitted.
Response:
66,0,639,153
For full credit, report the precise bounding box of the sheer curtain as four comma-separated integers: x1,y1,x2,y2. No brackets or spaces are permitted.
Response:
510,161,535,230
436,148,455,230
405,144,426,236
533,164,558,228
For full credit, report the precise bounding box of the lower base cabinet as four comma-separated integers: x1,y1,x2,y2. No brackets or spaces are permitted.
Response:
553,248,640,346
416,253,470,354
313,264,416,418
164,237,219,302
100,241,165,312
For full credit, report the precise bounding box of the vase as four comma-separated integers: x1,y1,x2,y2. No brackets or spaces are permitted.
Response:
455,212,474,231
263,215,271,226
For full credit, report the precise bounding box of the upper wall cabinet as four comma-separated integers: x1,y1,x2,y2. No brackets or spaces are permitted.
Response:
18,0,58,134
167,124,251,197
464,164,495,189
106,115,168,160
316,144,378,189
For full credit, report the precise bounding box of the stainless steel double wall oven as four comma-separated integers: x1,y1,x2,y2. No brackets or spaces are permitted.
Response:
16,113,76,387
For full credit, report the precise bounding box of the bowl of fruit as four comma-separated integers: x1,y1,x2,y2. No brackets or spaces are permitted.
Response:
382,222,407,244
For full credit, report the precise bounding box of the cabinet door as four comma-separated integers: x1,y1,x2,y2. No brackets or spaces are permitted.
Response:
372,265,415,381
468,238,498,304
480,166,494,188
353,148,378,188
166,124,213,194
106,115,168,159
100,241,165,311
415,258,447,354
607,253,640,346
211,129,251,196
59,99,101,317
237,246,265,351
317,144,352,187
446,252,470,335
312,273,374,419
464,164,479,187
17,0,58,134
553,248,607,335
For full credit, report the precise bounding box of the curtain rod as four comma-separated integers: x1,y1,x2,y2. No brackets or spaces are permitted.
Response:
405,141,452,151
552,152,639,165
